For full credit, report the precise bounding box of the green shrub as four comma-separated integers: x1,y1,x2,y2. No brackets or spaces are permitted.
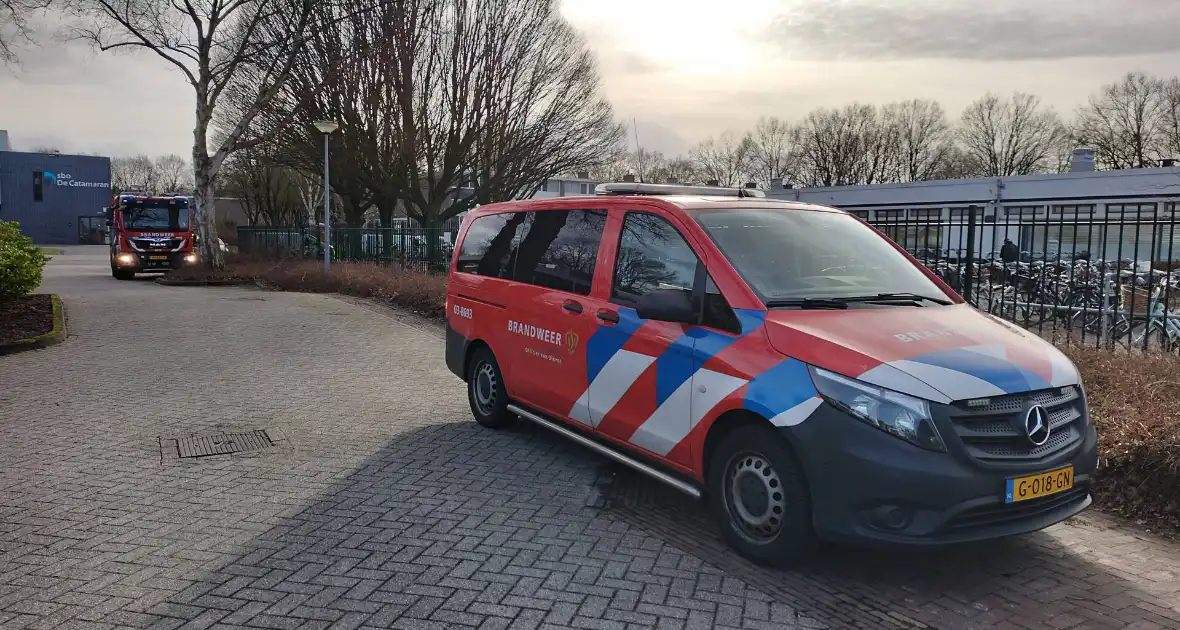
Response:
0,221,49,300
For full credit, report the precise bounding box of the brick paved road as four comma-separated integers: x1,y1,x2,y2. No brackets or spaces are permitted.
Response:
1,247,1179,630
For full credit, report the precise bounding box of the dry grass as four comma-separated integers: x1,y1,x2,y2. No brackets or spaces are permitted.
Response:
171,254,447,320
174,257,1180,532
1062,345,1180,531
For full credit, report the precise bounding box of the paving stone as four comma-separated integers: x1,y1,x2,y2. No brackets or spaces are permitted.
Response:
1,248,1179,630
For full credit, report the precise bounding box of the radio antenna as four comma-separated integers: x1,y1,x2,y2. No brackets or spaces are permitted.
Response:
632,118,645,183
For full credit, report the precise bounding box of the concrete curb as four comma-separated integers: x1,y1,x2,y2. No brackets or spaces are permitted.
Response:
0,294,66,356
154,276,250,287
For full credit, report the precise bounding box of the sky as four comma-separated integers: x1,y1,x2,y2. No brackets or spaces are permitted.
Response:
2,0,1180,158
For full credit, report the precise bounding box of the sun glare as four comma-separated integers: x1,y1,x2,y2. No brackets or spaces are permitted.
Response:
562,0,780,75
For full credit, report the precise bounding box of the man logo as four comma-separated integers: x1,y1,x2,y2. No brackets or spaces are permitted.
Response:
1024,405,1051,447
565,330,579,355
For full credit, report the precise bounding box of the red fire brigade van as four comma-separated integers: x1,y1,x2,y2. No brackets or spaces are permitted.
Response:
444,182,1096,566
107,193,199,279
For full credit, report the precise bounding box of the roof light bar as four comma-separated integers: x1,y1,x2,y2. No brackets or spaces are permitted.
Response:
594,182,766,198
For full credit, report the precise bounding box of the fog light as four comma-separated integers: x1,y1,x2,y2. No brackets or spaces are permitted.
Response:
868,505,913,531
115,253,137,267
183,252,200,265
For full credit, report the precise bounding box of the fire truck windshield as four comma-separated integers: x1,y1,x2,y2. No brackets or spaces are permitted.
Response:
122,201,189,231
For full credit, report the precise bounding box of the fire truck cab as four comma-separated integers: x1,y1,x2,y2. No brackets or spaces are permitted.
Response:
107,193,200,280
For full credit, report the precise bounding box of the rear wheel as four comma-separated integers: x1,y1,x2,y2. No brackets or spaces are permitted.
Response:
466,346,514,428
707,423,816,567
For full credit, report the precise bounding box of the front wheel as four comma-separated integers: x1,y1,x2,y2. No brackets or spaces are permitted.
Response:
111,267,135,280
707,423,816,567
466,346,515,428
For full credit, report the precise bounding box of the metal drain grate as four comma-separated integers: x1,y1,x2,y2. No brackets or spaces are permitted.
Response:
176,430,274,458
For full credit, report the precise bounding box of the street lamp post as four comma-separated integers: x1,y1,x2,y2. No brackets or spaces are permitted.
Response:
313,120,339,273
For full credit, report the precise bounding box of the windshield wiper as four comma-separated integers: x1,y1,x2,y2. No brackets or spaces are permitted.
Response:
834,292,952,306
764,298,849,310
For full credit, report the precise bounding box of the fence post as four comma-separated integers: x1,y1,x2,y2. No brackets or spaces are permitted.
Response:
963,205,978,305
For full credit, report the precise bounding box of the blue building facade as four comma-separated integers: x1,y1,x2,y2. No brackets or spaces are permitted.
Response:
0,151,112,244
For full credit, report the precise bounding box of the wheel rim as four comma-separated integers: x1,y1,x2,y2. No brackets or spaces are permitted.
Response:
472,361,498,416
723,451,787,544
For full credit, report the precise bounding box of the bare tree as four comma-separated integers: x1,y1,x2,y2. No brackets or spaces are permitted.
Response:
1160,77,1180,160
154,154,193,192
745,116,793,188
1074,71,1167,170
449,0,624,218
793,103,898,187
252,0,621,231
884,99,953,182
69,0,324,268
1,0,49,64
689,131,753,187
959,92,1069,177
110,154,158,193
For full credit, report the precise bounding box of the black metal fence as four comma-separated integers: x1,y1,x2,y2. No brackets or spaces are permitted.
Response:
867,205,1180,352
237,226,454,272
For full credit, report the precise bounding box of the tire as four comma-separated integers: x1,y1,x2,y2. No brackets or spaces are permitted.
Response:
707,423,816,567
111,267,135,280
466,346,515,428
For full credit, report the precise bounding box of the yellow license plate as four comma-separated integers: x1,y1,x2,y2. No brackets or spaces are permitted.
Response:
1005,466,1073,503
150,256,168,260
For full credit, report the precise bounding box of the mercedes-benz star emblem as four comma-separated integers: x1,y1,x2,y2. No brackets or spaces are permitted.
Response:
1024,405,1051,446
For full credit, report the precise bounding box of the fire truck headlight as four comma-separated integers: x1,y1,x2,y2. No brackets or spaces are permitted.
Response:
183,252,200,265
115,253,137,267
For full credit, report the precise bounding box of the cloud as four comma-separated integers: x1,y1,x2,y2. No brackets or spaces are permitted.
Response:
618,52,663,75
764,0,1180,62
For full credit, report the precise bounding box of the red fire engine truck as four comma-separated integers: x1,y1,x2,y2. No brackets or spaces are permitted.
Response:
107,193,201,280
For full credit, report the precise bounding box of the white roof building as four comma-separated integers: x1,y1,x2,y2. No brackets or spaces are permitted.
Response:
767,154,1180,263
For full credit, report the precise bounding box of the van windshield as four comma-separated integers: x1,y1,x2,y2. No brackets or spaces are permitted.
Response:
692,208,950,304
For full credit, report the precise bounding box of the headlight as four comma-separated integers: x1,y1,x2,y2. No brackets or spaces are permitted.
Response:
115,253,137,266
183,252,200,264
809,366,946,452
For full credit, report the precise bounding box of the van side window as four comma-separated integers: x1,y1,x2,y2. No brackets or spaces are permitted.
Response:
612,212,740,334
612,213,699,306
457,212,528,278
703,275,740,333
512,209,606,296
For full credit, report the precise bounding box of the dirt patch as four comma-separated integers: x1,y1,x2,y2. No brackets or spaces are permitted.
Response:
0,294,54,344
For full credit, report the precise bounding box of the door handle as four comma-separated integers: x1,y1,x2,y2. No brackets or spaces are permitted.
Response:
596,309,620,323
562,300,583,313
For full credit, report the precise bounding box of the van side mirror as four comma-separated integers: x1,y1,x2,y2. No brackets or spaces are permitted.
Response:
635,288,696,324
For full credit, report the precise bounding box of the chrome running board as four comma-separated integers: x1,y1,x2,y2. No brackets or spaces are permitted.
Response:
508,404,702,500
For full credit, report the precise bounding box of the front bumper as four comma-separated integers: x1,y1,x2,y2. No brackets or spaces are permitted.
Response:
114,251,199,270
787,401,1098,549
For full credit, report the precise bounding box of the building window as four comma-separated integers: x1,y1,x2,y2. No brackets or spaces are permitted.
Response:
1004,205,1044,217
949,207,983,222
910,209,942,222
1051,204,1095,216
32,171,44,202
1106,203,1158,216
849,210,869,219
875,210,904,221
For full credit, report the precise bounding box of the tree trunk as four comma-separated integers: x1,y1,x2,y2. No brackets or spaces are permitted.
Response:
193,163,226,270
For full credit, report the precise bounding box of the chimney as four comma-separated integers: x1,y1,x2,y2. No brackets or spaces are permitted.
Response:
622,174,636,183
706,179,720,186
744,181,758,189
1070,147,1095,173
576,170,589,179
666,176,678,184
